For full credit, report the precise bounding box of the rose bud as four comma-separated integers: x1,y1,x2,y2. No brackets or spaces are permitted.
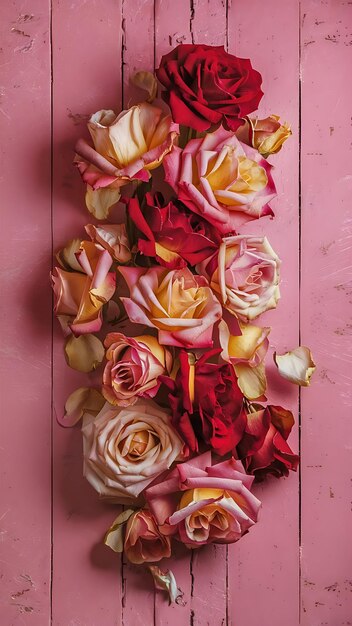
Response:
237,115,292,157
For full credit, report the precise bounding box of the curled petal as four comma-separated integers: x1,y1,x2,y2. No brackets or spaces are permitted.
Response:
274,346,316,386
56,238,83,272
234,362,267,400
85,185,121,220
148,566,181,605
104,509,135,552
131,71,158,102
58,387,105,428
64,334,105,373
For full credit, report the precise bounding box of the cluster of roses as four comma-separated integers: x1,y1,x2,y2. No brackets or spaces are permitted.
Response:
52,45,314,595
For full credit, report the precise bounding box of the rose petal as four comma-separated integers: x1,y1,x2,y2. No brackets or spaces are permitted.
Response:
65,334,105,372
131,71,158,102
148,566,181,605
58,387,105,428
56,238,83,272
274,346,316,386
234,362,267,400
104,509,135,552
85,185,121,220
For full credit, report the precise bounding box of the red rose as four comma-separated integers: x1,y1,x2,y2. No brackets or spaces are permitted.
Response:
161,349,246,456
127,193,220,269
237,404,299,480
156,44,263,132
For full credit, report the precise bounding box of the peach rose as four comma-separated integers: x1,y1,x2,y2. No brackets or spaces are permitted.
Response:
236,115,292,157
146,452,261,547
199,234,280,322
52,241,116,335
75,103,179,219
163,126,276,234
220,321,270,399
85,223,131,264
104,508,172,564
119,266,222,348
82,400,184,503
102,332,172,406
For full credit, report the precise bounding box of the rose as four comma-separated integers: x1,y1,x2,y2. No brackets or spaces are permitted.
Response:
161,349,246,456
102,332,172,406
82,400,184,502
156,44,263,132
237,404,299,480
124,509,172,564
52,241,116,335
127,193,220,269
236,115,292,157
74,103,179,219
145,452,261,547
85,223,131,264
199,235,280,322
119,266,222,348
163,127,276,234
220,321,270,399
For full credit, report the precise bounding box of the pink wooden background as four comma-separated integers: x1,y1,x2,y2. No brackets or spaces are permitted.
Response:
1,0,351,624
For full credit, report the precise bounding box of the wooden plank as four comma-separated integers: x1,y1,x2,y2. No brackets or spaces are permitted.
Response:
0,2,52,624
227,2,300,625
51,2,124,624
300,2,352,623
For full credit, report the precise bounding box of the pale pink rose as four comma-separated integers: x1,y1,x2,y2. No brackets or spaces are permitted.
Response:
124,509,172,564
163,126,276,235
75,104,179,219
145,451,261,547
52,241,116,335
82,400,184,503
85,223,131,263
198,235,280,322
119,266,222,348
102,332,172,406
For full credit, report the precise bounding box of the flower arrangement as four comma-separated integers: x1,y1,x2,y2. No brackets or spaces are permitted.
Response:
52,44,315,603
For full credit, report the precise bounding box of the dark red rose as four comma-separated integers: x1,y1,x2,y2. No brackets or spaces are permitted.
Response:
161,349,246,456
127,192,220,269
156,44,263,132
237,404,299,480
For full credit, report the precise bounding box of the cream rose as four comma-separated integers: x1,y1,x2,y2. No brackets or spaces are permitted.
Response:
198,234,280,322
75,103,179,219
82,400,184,503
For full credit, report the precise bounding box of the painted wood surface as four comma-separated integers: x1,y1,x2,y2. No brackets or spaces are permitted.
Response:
0,1,351,625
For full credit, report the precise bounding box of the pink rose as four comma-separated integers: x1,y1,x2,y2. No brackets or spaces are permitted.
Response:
119,266,222,348
163,126,276,234
74,103,179,219
102,332,172,406
82,400,184,503
52,241,116,335
145,452,261,547
199,235,280,322
85,223,131,264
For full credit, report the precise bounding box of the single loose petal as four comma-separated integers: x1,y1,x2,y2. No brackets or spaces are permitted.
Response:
104,509,135,552
64,334,105,373
58,387,105,428
274,346,316,386
148,566,181,604
131,71,158,102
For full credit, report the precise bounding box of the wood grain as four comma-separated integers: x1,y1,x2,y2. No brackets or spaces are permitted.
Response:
0,0,351,624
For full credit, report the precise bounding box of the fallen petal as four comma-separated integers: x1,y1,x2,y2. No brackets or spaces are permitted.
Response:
58,387,105,427
85,185,121,220
148,565,181,604
104,509,135,552
234,361,267,400
274,346,316,386
65,334,105,372
56,238,83,272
